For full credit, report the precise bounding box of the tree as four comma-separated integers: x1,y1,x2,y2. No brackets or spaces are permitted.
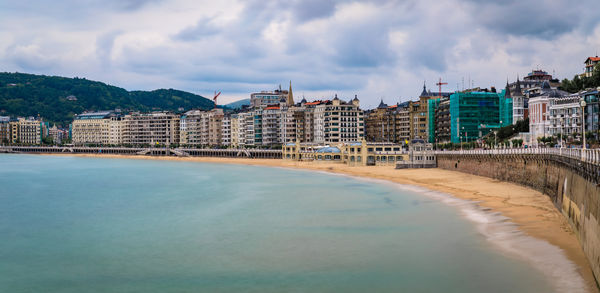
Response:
42,136,53,145
511,139,523,148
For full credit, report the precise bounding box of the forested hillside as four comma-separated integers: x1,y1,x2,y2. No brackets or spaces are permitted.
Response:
0,72,213,126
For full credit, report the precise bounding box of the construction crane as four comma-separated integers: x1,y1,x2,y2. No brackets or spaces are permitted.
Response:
436,78,447,98
213,91,221,109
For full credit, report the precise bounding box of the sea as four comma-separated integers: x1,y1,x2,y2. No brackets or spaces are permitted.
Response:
0,154,587,292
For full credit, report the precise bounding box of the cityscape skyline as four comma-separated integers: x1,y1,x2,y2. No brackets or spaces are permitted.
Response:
1,0,600,108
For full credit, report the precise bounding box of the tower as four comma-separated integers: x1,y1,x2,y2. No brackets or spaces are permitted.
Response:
287,81,294,106
420,81,427,97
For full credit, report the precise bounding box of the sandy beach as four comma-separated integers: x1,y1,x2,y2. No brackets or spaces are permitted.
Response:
39,153,598,292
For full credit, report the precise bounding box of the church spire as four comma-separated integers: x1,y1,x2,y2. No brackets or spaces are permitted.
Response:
504,79,511,98
287,80,294,106
514,75,522,96
420,81,427,97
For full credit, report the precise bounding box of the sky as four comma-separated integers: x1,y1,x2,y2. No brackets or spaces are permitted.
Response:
1,0,599,109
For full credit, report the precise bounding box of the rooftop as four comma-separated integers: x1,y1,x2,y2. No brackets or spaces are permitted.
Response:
316,146,341,153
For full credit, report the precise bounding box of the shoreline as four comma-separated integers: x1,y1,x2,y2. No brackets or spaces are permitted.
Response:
30,153,599,292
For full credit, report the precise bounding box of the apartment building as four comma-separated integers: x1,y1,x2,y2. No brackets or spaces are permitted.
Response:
313,95,363,144
0,116,10,143
122,112,180,146
9,117,44,145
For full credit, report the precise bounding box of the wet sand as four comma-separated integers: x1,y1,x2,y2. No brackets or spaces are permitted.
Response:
39,154,599,292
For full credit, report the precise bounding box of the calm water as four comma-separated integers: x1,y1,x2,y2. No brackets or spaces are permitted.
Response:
0,154,562,292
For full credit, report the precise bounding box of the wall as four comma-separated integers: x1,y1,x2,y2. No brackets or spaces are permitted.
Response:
437,154,600,286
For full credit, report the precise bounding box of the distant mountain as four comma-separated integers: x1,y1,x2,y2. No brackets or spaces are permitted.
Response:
225,98,250,109
0,72,214,126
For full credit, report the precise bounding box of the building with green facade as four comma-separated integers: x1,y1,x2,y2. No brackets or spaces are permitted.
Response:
448,90,512,143
428,90,512,144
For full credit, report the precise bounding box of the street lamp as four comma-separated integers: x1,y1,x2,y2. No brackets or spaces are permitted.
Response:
498,120,502,148
460,126,464,151
580,98,587,149
494,131,497,149
542,112,549,147
559,117,564,148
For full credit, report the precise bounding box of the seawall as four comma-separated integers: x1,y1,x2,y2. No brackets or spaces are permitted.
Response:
437,153,600,286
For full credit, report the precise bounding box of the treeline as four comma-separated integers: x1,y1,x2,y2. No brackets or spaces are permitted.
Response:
560,63,600,93
0,72,214,126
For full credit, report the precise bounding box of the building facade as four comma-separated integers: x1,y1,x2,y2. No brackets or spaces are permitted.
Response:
582,56,600,78
427,97,451,143
8,117,44,145
449,91,511,144
314,95,363,144
582,89,599,141
548,94,582,141
122,112,180,146
282,140,407,166
0,116,10,144
72,111,116,145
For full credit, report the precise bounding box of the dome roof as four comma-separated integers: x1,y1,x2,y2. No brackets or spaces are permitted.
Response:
548,90,562,98
542,81,551,89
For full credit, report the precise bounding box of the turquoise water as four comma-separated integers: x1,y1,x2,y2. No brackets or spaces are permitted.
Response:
0,154,559,292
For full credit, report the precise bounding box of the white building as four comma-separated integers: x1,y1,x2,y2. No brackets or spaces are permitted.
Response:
527,83,567,146
222,115,231,146
314,95,363,144
548,94,582,142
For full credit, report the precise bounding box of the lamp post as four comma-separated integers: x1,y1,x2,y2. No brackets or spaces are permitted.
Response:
494,131,497,149
498,120,502,148
580,98,587,149
542,112,548,147
559,117,564,148
460,126,464,151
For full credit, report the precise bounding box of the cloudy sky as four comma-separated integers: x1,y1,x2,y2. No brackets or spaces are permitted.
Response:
1,0,599,108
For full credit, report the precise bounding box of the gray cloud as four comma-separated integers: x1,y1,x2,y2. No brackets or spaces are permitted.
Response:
173,16,221,41
465,0,593,40
1,0,599,105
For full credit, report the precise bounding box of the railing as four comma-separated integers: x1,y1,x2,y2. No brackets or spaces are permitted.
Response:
435,148,600,165
0,146,282,159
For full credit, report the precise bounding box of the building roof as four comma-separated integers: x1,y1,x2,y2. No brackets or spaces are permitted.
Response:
547,89,565,98
420,83,427,97
265,105,280,110
75,111,114,120
504,81,511,98
541,81,551,89
377,99,388,109
585,56,600,63
513,77,523,96
316,146,341,153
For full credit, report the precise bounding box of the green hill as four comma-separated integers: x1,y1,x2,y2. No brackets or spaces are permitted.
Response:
224,98,250,110
0,72,214,126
